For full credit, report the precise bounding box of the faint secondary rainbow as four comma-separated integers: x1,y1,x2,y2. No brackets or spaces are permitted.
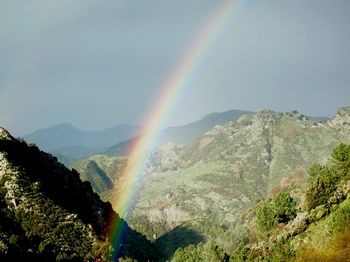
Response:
109,0,244,259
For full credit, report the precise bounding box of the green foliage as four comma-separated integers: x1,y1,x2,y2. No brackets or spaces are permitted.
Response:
325,199,350,233
305,170,337,210
0,135,161,261
307,163,324,183
256,192,297,238
269,237,295,261
256,202,278,238
172,241,228,262
229,243,252,261
271,192,297,223
331,143,350,177
304,144,350,211
170,143,350,261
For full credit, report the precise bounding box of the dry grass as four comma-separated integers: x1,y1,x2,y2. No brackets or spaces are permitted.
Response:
296,225,350,261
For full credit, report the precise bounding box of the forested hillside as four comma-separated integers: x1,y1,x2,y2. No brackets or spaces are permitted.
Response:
172,143,350,261
0,127,160,261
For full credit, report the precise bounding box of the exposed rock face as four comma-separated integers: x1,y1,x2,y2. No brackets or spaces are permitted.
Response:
148,143,186,172
149,204,191,227
0,127,14,141
73,107,350,253
128,108,350,248
329,106,350,127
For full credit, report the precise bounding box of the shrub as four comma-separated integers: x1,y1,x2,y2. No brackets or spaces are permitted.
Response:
305,175,336,210
271,192,297,223
331,143,350,177
256,192,297,238
256,202,278,238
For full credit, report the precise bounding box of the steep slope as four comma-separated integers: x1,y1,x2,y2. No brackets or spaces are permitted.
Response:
158,109,252,145
105,109,251,156
73,107,349,258
128,107,350,254
71,154,127,199
172,143,350,261
0,127,160,261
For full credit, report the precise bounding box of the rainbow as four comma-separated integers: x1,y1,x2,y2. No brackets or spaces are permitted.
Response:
109,0,244,259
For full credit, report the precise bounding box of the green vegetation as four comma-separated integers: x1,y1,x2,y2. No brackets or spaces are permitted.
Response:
331,143,350,176
73,108,350,260
256,192,297,238
168,142,350,261
0,130,160,261
172,241,228,262
71,154,127,199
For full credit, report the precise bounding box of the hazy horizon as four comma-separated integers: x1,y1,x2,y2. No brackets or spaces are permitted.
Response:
17,105,341,137
1,0,350,136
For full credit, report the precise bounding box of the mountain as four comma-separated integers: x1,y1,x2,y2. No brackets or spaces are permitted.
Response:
71,154,127,199
172,143,350,261
23,123,141,153
158,109,253,145
105,109,252,156
73,106,350,259
0,127,160,261
23,110,250,162
52,145,107,164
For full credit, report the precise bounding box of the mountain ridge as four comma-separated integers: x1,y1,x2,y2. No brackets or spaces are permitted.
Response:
72,106,350,258
23,123,141,152
104,109,252,156
0,127,161,261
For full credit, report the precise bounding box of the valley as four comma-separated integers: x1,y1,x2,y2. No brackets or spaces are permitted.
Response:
72,106,350,259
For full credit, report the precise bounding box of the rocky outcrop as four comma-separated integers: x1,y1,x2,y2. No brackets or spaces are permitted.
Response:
0,127,14,141
129,107,350,248
329,106,350,127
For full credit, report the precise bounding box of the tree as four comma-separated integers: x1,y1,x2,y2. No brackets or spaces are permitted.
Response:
305,175,336,210
331,143,350,177
256,192,297,238
271,192,297,223
256,202,278,238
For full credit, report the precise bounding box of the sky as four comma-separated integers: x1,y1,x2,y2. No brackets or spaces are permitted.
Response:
1,0,350,136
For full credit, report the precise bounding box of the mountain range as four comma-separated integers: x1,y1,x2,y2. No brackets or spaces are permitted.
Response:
72,106,350,259
24,109,328,163
3,106,345,261
23,110,252,162
23,123,142,160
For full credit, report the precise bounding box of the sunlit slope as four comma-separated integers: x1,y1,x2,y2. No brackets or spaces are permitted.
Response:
130,108,350,251
74,107,350,255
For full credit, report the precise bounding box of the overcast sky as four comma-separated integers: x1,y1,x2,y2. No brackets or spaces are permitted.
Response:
1,0,350,135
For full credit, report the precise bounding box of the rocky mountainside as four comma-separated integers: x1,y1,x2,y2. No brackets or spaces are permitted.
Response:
0,127,160,261
73,107,350,258
172,143,350,261
104,109,251,156
23,110,251,163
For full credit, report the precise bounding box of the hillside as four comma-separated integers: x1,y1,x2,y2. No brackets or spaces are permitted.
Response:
104,109,251,156
0,127,160,261
172,143,350,261
73,107,350,259
71,154,127,199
